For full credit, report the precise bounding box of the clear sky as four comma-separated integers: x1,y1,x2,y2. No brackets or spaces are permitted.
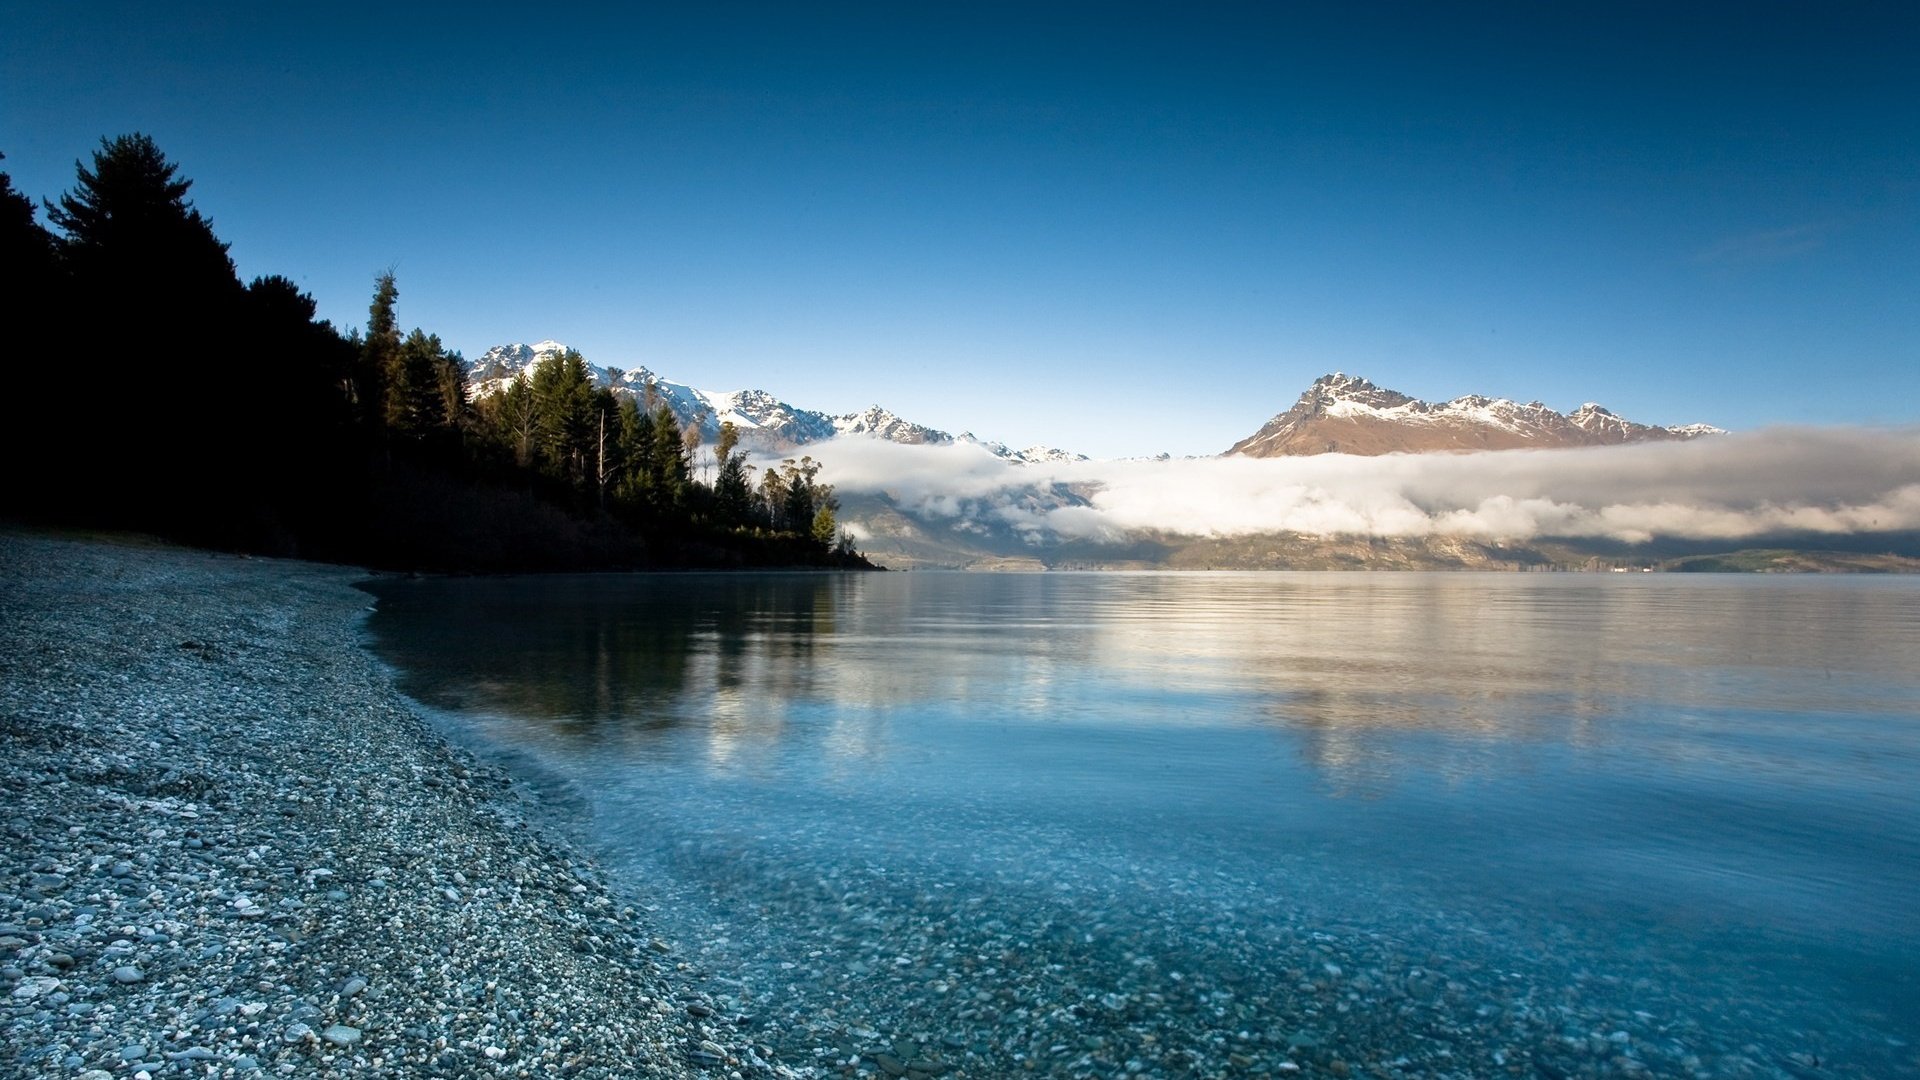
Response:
5,2,1916,458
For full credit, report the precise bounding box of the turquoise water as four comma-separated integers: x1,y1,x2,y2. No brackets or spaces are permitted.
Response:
364,572,1920,1078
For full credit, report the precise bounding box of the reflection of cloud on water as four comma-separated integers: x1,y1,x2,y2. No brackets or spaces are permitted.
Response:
1051,574,1917,791
818,711,891,784
374,571,1920,794
622,573,1920,792
697,683,777,771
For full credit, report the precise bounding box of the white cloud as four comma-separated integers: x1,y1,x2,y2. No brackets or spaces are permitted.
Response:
798,428,1920,544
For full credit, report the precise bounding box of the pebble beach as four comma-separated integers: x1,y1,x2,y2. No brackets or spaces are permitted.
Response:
0,531,794,1079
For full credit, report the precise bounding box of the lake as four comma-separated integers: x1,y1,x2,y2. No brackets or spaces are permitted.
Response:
361,571,1920,1079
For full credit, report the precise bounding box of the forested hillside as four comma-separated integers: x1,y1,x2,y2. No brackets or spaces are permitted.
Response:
1,135,870,572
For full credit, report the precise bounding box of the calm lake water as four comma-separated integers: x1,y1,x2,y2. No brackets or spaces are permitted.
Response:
362,572,1920,1079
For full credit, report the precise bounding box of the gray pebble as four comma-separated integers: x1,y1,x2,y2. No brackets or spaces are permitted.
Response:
321,1023,362,1047
110,964,143,984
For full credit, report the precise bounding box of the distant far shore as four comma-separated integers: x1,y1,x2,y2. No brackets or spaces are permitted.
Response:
853,532,1920,572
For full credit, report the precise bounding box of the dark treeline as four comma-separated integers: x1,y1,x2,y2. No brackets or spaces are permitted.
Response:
1,135,871,572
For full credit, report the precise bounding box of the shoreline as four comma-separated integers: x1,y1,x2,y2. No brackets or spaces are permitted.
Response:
0,530,794,1079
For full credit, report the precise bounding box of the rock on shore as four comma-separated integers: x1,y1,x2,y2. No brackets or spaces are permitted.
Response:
0,531,795,1079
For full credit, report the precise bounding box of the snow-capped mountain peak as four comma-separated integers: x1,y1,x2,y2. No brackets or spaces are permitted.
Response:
1229,373,1723,457
832,406,954,445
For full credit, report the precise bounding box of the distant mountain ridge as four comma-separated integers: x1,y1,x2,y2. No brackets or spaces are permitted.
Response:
1227,373,1723,457
471,347,1724,464
468,341,1086,464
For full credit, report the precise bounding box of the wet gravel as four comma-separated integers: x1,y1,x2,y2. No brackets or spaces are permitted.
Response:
600,797,1920,1080
0,531,797,1079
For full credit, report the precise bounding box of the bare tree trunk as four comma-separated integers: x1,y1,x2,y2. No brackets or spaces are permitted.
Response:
596,407,608,511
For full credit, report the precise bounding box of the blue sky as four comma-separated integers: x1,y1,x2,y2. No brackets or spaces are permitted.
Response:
5,2,1916,457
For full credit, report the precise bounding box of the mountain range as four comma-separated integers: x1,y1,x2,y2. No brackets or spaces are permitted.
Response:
467,341,1085,464
471,343,1721,464
1227,373,1723,457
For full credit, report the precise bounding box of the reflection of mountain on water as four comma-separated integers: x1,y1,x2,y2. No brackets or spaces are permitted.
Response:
1218,576,1915,790
365,573,1919,790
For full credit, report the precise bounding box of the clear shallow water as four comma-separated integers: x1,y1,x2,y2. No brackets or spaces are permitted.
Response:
364,572,1920,1078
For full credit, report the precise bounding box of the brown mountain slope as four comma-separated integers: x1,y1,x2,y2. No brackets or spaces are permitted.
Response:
1228,373,1722,457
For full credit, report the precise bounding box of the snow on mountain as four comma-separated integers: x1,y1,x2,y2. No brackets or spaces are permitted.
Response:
832,406,954,445
1227,373,1724,457
466,342,1083,462
1665,423,1730,438
954,436,1090,465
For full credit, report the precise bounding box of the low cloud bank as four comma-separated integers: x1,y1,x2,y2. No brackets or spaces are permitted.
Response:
796,428,1920,544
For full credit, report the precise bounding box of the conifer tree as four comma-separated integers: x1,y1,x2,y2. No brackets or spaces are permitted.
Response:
713,421,754,526
648,403,690,506
492,373,539,468
531,348,595,487
44,135,247,533
358,272,401,428
46,134,237,296
0,152,56,278
387,329,453,437
3,152,66,511
781,459,819,533
614,394,655,508
811,503,839,547
243,274,355,429
436,349,470,438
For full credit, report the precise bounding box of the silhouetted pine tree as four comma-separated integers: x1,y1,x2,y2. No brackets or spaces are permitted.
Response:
43,134,253,538
2,153,65,507
0,152,56,279
46,134,237,297
237,274,363,553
